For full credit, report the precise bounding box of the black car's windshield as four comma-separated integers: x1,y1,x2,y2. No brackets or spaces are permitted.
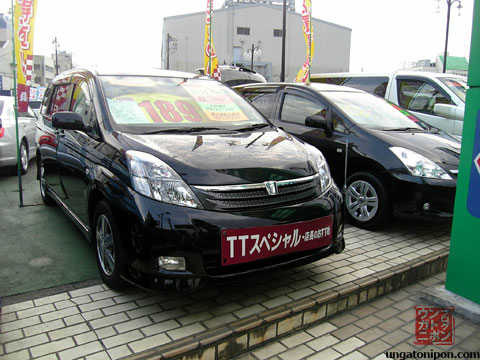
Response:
323,91,423,131
100,76,268,134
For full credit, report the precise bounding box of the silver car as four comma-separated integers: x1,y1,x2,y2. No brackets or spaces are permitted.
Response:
0,96,37,174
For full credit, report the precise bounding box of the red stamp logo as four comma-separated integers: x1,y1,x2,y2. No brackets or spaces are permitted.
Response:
415,306,455,345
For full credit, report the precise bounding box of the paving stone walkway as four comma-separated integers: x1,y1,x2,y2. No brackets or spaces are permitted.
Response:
235,271,480,360
0,221,453,360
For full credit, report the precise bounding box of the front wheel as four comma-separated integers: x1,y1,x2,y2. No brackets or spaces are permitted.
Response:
94,200,126,290
19,141,29,175
345,172,392,230
39,160,54,205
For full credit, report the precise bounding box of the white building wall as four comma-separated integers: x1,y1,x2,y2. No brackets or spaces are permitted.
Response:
163,5,351,81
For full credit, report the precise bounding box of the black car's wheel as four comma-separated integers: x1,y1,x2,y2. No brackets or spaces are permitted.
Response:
345,172,392,230
19,141,29,175
39,160,54,205
94,200,126,290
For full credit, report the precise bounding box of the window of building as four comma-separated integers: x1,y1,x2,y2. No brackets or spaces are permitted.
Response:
34,64,41,70
237,27,250,35
46,65,54,73
273,29,283,37
35,77,42,84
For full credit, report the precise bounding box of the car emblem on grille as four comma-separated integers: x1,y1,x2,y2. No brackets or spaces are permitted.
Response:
265,181,278,196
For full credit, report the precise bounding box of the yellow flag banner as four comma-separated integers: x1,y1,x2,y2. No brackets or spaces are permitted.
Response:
295,0,314,83
204,0,221,81
14,0,38,112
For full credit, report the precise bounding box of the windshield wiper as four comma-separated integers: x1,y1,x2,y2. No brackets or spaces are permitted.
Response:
235,123,270,132
143,127,227,135
383,127,424,132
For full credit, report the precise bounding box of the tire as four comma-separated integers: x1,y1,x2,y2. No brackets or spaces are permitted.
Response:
19,141,29,175
345,172,392,230
93,200,126,290
39,160,54,205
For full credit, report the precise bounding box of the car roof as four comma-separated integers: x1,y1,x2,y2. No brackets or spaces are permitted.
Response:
52,67,210,83
237,82,363,93
311,70,466,80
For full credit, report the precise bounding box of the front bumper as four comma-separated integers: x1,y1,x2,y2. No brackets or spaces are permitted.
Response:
389,172,456,219
111,185,345,290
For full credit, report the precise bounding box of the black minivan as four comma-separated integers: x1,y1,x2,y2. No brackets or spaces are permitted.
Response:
35,68,345,290
236,83,459,230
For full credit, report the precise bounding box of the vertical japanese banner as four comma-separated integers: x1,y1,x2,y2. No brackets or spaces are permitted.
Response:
14,0,38,113
204,0,221,81
295,0,315,83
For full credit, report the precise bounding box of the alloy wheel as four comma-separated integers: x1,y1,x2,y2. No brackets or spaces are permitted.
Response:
20,143,28,173
346,180,379,222
96,214,116,276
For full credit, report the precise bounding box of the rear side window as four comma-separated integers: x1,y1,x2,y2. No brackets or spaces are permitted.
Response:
244,91,277,118
341,77,389,98
397,79,452,114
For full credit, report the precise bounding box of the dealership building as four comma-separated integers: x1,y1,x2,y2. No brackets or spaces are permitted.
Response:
162,0,351,81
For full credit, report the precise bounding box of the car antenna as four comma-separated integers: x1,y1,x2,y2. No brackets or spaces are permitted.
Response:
342,139,349,221
343,139,349,197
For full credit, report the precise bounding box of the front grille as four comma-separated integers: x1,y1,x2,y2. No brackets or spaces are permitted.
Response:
193,174,321,211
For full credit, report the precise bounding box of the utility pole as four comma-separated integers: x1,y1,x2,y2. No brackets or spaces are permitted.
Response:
441,0,462,73
52,37,59,75
281,0,286,81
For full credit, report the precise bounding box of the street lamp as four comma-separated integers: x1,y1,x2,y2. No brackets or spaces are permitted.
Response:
437,0,462,73
52,37,60,75
244,44,261,71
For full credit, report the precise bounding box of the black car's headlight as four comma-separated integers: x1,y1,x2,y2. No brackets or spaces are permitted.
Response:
304,143,333,193
126,150,203,208
390,147,452,180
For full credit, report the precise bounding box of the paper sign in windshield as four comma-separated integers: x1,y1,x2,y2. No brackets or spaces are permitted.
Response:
182,82,247,122
108,98,150,124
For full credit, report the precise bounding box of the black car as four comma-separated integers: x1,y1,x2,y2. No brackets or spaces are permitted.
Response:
236,83,459,230
36,69,345,290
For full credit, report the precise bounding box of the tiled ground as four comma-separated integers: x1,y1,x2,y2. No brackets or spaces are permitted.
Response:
0,221,452,360
236,272,480,360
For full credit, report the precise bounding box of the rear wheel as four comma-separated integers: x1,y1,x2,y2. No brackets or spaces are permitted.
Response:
345,172,392,230
94,200,126,290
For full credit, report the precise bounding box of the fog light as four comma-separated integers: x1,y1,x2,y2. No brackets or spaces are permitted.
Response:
158,256,186,271
423,203,430,211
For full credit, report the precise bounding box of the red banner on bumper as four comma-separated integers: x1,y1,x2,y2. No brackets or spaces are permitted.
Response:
221,215,333,266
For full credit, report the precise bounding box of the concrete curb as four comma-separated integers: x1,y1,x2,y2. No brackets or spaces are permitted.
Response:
123,248,449,360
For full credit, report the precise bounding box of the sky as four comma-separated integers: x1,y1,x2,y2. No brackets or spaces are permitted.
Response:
0,0,474,73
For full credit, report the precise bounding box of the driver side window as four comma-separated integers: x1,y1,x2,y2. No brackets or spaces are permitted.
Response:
71,82,98,136
397,79,451,114
280,94,327,125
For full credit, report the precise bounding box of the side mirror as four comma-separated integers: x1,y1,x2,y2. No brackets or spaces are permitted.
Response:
52,111,85,131
305,115,333,136
433,103,464,121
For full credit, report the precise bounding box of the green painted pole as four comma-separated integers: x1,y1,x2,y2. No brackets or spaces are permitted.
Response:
10,0,23,207
444,0,480,303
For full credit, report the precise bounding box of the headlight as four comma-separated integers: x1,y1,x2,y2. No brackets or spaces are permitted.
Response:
126,150,203,208
304,143,332,192
390,147,452,180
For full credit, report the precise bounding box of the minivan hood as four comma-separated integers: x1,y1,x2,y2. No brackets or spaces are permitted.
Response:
372,129,460,168
118,129,317,185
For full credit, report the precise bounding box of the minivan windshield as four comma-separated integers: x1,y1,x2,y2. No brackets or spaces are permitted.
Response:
439,77,467,103
323,91,423,130
100,76,267,134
